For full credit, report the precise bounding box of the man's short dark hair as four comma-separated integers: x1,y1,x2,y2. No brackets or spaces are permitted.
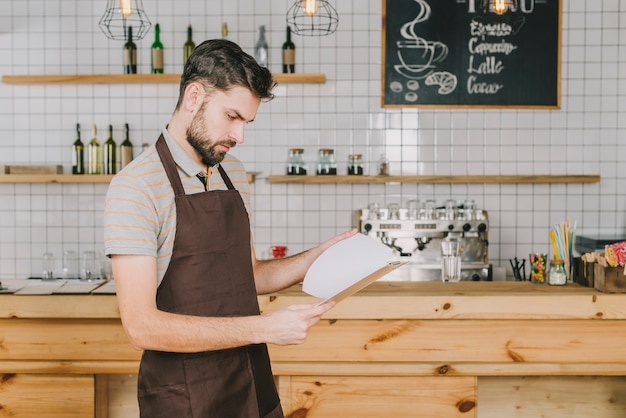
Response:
176,39,276,110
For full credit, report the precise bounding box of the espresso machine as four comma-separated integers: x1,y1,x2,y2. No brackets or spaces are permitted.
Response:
357,199,492,281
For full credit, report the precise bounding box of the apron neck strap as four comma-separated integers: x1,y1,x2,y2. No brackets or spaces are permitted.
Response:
155,134,186,197
217,164,236,190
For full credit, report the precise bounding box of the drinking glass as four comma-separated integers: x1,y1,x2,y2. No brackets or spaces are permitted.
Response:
441,239,461,283
62,250,79,279
80,251,100,282
41,252,56,281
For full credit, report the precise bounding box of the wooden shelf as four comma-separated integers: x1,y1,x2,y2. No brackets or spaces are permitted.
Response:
0,173,258,184
1,73,326,85
0,174,114,184
268,175,601,184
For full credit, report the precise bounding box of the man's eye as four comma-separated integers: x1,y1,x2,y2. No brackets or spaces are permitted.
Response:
227,114,236,120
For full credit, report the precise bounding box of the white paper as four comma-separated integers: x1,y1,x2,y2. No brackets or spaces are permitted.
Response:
302,233,394,299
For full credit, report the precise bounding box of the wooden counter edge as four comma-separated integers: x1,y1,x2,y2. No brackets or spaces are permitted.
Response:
1,282,625,320
3,360,626,377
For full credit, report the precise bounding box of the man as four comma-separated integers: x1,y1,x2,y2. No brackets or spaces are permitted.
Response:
104,39,355,417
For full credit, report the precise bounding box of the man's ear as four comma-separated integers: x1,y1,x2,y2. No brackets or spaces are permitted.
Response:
182,82,204,113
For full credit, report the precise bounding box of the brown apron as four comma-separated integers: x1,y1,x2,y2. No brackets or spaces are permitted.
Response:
137,135,282,418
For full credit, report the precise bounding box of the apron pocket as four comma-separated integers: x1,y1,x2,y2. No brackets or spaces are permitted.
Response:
182,348,258,417
138,384,191,418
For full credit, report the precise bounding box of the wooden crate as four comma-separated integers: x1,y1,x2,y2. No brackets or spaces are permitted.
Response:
1,164,63,174
594,263,626,293
572,257,595,288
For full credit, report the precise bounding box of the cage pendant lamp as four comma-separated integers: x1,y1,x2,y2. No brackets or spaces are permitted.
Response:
483,0,516,15
99,0,152,41
287,0,339,36
475,0,525,35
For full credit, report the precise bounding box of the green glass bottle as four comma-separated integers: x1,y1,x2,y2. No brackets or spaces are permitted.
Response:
72,123,85,174
183,25,195,65
103,124,117,175
151,23,164,74
87,125,101,175
120,123,134,169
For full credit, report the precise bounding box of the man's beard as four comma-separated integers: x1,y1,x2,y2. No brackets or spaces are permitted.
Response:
186,108,236,167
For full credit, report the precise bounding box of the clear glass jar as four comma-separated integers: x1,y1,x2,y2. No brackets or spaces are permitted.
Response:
548,259,567,285
286,148,307,175
347,153,364,175
377,154,389,176
316,148,337,175
407,199,421,220
444,199,457,220
423,199,436,220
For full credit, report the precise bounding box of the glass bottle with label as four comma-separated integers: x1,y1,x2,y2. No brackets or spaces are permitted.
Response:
123,26,137,74
548,259,567,286
183,25,195,64
87,124,101,175
286,148,307,175
120,123,134,169
151,23,164,74
103,124,117,175
72,123,85,174
282,26,295,73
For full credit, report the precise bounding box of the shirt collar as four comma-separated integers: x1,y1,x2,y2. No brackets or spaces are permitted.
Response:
161,127,207,177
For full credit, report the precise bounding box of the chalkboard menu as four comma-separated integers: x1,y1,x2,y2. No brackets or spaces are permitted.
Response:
382,0,561,108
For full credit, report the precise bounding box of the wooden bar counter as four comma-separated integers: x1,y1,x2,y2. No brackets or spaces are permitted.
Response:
2,281,626,417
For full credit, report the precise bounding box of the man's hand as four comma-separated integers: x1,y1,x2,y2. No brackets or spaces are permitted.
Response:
260,301,336,346
315,229,359,256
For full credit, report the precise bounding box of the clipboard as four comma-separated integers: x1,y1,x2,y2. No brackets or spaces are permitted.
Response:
316,260,407,305
302,233,406,305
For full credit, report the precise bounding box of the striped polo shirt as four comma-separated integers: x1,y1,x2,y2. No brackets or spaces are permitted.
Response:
103,127,251,283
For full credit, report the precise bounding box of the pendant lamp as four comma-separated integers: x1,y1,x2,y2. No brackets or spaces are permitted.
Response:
486,0,513,15
99,0,152,41
287,0,339,36
475,0,525,35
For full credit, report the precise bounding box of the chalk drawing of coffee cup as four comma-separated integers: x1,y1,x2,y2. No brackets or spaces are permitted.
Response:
394,0,449,80
395,38,448,79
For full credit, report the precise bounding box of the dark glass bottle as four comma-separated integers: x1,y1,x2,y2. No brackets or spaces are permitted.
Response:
72,123,85,175
103,125,117,175
123,26,137,74
151,23,164,74
183,25,195,64
282,26,295,73
120,123,134,169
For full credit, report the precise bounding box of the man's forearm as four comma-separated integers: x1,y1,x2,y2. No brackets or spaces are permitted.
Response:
252,248,320,294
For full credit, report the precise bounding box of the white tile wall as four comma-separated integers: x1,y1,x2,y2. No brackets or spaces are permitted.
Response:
0,0,625,279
